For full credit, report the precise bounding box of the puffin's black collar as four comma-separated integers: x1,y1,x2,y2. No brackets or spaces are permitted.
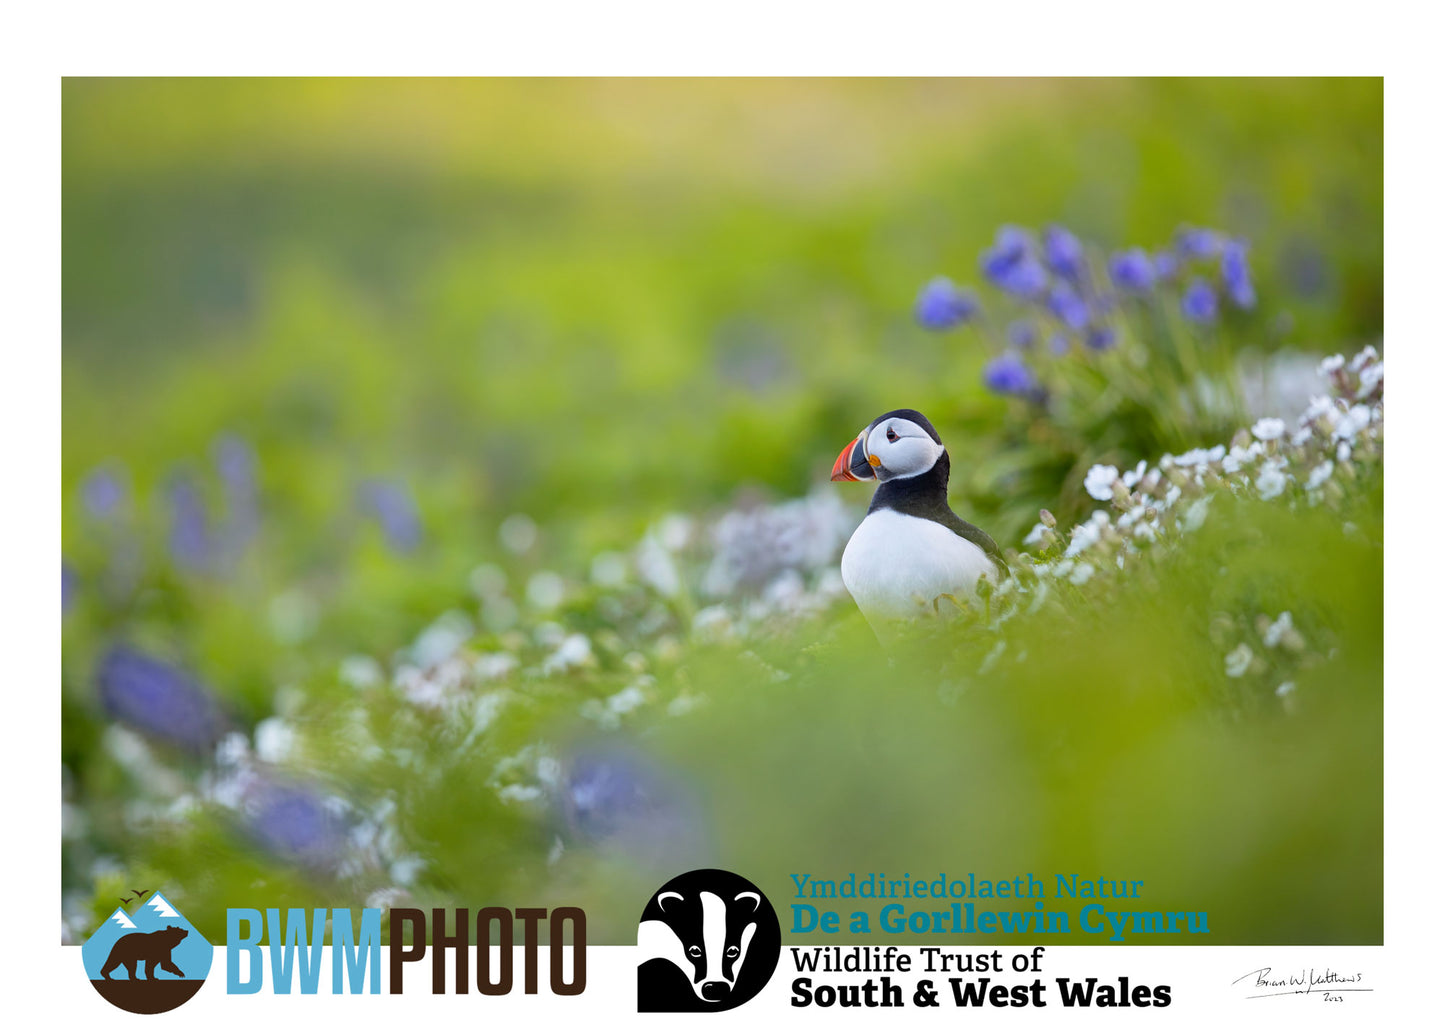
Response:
869,450,1007,571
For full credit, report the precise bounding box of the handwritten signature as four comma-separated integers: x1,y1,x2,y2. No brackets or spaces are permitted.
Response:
1233,966,1372,1001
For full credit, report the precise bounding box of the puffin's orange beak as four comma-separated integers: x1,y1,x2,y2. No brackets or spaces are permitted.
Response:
832,436,875,481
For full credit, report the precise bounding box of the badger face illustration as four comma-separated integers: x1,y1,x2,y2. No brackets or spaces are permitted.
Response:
649,888,759,1001
637,868,783,1011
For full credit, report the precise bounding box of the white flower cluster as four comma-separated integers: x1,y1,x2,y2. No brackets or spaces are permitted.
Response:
1015,346,1382,696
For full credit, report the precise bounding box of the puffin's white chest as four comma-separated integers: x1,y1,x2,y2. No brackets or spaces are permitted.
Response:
840,509,998,627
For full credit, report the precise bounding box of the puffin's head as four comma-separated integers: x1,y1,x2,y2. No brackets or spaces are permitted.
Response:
831,409,945,484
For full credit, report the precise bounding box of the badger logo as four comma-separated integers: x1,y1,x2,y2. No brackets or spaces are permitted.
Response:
637,868,781,1012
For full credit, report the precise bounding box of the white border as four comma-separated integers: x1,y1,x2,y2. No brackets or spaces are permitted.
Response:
7,6,1432,1016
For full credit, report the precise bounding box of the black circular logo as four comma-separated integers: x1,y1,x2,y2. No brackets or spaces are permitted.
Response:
637,868,782,1012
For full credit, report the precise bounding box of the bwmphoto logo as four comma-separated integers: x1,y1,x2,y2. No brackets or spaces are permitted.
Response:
81,890,213,1014
638,868,782,1012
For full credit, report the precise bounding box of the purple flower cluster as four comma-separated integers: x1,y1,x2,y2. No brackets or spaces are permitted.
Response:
914,277,978,330
357,480,423,552
561,745,706,864
96,645,226,751
247,781,346,868
914,223,1260,399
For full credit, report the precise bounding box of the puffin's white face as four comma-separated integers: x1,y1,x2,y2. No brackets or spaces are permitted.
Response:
862,416,944,482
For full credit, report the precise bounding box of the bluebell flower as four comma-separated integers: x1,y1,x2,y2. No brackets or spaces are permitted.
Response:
1220,240,1256,308
81,466,127,519
562,746,706,865
1048,333,1071,356
1042,225,1085,279
96,645,225,751
213,434,259,557
914,277,978,330
1153,250,1180,281
1175,226,1223,259
1180,278,1218,323
358,480,422,553
167,474,213,571
982,353,1038,397
248,781,345,867
985,254,1049,298
63,561,78,613
980,227,1049,298
1085,325,1117,351
992,224,1032,259
214,434,257,490
1108,248,1155,292
1046,285,1090,332
1007,320,1038,349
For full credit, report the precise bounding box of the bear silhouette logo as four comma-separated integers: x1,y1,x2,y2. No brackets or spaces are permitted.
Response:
100,925,190,980
82,891,213,1014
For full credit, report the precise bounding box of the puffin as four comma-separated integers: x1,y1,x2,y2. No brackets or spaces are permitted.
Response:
831,409,1006,636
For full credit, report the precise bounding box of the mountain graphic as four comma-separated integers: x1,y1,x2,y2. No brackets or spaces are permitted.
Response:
139,892,182,920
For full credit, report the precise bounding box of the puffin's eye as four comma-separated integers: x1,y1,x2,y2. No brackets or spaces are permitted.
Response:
688,945,702,958
726,945,739,957
886,427,899,443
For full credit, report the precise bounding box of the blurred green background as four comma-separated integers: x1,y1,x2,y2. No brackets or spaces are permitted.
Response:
62,79,1382,946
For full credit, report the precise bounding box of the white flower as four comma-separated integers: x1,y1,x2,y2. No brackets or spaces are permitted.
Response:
1121,460,1149,488
692,604,733,637
1305,461,1334,491
1336,442,1352,463
1224,643,1254,678
412,609,473,667
1251,417,1287,442
469,563,508,601
1084,464,1120,501
1182,496,1212,533
606,685,648,715
590,551,628,588
390,856,425,886
1022,522,1051,547
1301,394,1338,426
1263,611,1294,649
526,572,566,610
542,633,592,674
1275,681,1297,698
1174,445,1225,467
473,652,518,681
635,536,681,597
1256,460,1288,500
1348,345,1378,372
1065,513,1109,556
1332,405,1371,441
497,784,544,804
1357,361,1384,399
254,718,296,763
1068,563,1095,585
1318,354,1345,375
498,513,538,555
339,655,383,688
656,513,694,551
